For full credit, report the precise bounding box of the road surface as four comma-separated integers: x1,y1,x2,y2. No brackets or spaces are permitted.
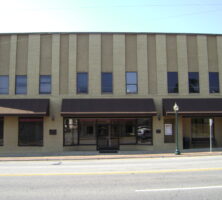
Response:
0,156,222,200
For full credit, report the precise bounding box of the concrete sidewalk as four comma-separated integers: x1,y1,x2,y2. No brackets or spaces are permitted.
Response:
0,149,221,161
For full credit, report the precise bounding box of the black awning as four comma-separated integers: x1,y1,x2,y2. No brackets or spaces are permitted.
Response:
61,98,156,117
163,98,222,116
0,99,49,116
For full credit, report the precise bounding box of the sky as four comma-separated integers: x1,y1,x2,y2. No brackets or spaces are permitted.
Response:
0,0,222,34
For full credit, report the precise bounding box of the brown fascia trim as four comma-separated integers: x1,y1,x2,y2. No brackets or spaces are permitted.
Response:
61,112,157,116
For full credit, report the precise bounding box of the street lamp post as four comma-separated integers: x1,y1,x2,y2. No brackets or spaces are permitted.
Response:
173,103,180,155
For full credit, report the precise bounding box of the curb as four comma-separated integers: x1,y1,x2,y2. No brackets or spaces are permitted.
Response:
0,152,221,162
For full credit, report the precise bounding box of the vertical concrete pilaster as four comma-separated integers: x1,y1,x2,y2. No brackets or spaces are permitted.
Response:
137,35,148,95
68,34,77,95
27,34,40,96
177,35,188,95
9,35,17,95
156,35,167,95
197,35,209,95
52,34,60,96
113,34,125,96
89,34,101,96
217,36,222,94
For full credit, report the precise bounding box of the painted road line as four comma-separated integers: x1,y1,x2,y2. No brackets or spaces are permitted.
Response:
136,185,222,192
0,167,222,177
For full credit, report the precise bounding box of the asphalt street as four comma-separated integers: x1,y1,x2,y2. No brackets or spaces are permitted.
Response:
0,156,222,200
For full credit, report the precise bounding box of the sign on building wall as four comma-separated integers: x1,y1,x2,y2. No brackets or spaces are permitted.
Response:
164,124,173,136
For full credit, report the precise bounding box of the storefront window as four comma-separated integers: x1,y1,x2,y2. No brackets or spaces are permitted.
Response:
63,118,153,146
64,118,78,146
18,118,43,146
137,118,153,145
0,118,3,146
79,119,96,145
191,118,211,138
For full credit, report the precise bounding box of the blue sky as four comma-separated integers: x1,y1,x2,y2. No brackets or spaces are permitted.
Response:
0,0,222,34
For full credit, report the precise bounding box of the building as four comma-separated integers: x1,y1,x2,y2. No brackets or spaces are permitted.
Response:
0,32,222,154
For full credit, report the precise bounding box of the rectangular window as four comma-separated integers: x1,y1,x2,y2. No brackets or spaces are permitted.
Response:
18,118,43,146
188,72,199,93
126,72,137,94
16,75,27,94
167,72,179,93
164,118,175,143
77,73,88,94
0,118,3,146
209,72,220,93
64,118,79,146
39,75,51,94
0,76,9,94
101,73,113,93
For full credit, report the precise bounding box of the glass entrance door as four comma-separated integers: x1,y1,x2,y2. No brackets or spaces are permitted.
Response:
96,124,119,151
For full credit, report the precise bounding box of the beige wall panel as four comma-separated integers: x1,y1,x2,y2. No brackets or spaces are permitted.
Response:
60,34,69,94
68,34,77,95
3,117,18,151
217,36,222,93
177,35,188,94
156,34,167,95
0,35,10,75
9,35,17,95
207,36,218,72
77,34,89,72
214,118,222,147
89,34,101,96
125,34,137,71
101,34,113,72
44,98,63,152
40,35,52,75
147,35,157,94
166,35,178,71
16,35,28,75
51,34,60,95
113,34,125,96
27,34,40,96
197,35,209,95
187,35,198,72
137,35,148,95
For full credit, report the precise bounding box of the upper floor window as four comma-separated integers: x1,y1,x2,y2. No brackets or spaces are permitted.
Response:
167,72,178,93
77,72,88,94
209,72,220,93
126,72,137,94
0,75,9,94
39,75,51,94
189,72,199,93
101,72,113,93
15,75,27,94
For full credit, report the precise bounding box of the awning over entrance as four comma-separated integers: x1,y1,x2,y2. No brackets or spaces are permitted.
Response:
163,98,222,116
61,98,156,117
0,99,49,116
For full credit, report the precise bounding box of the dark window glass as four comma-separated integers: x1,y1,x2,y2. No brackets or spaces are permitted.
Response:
189,72,199,93
0,118,3,146
126,72,137,93
16,75,27,94
18,118,43,146
209,72,220,93
64,118,79,146
0,76,9,94
39,75,51,94
101,73,113,93
77,73,88,93
167,72,178,93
